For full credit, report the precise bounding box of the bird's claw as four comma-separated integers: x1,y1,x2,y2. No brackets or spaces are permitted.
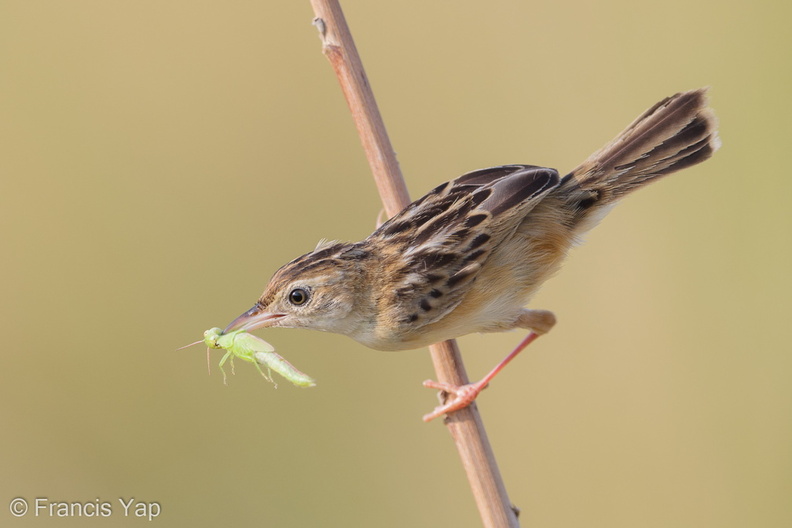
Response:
422,379,487,422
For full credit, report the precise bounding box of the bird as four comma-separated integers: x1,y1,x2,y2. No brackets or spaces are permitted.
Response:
223,88,720,421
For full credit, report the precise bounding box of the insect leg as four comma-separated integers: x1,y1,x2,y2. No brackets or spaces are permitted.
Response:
218,350,233,385
252,360,276,387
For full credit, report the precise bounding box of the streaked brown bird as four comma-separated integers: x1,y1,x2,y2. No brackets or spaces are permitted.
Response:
224,89,719,421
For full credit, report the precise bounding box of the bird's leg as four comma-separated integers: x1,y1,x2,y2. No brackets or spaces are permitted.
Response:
422,332,540,421
422,309,555,422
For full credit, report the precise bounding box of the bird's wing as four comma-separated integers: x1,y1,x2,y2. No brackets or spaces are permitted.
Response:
372,165,560,333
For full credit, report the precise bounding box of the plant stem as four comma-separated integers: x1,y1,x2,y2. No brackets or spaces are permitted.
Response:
307,2,520,527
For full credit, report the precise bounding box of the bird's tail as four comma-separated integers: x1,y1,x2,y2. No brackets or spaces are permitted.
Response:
558,88,720,231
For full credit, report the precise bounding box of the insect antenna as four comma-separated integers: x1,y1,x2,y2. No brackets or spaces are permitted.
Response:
176,339,213,376
176,339,203,350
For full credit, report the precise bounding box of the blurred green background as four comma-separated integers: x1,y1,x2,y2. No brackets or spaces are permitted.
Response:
1,1,789,527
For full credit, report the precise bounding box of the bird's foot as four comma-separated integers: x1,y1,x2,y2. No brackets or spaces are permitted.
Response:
421,379,488,422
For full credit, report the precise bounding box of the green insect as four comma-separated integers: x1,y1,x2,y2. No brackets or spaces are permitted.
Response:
180,328,316,388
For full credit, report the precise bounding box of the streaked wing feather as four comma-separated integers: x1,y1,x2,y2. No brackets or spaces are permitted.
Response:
373,165,560,334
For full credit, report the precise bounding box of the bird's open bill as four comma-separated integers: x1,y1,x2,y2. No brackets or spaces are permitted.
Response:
223,306,285,334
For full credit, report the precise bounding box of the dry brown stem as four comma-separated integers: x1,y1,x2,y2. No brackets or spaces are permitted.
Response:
308,1,520,527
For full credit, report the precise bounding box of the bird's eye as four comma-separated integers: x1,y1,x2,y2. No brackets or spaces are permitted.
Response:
288,288,309,306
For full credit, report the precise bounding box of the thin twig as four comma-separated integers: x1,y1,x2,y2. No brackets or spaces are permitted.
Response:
307,2,520,527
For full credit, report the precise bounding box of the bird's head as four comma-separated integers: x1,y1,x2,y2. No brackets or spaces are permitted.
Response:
223,241,372,337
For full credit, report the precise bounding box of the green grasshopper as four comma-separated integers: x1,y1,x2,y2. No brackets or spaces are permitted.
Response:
180,328,316,388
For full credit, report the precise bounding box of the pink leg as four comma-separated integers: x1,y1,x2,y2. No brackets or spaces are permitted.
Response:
422,332,540,422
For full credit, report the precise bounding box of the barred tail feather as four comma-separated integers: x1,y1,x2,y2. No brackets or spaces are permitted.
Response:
558,88,720,230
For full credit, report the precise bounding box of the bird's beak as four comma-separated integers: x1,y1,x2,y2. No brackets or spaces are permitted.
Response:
223,305,286,333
